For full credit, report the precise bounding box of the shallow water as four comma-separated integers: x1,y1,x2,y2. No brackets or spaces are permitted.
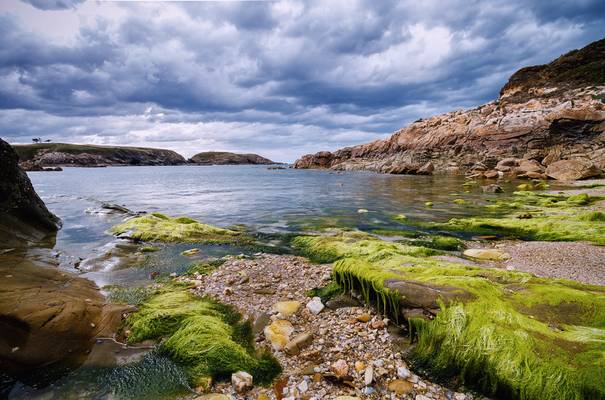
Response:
4,165,560,399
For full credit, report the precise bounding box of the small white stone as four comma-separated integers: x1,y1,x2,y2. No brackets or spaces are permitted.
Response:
397,366,411,379
306,297,325,315
297,380,309,393
364,365,374,386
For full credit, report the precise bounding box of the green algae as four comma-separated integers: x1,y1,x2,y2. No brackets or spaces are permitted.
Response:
426,192,605,245
140,245,160,253
127,287,280,386
293,230,605,400
110,213,247,244
104,285,155,306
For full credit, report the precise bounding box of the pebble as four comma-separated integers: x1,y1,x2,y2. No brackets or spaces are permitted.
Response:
306,297,325,315
231,371,253,393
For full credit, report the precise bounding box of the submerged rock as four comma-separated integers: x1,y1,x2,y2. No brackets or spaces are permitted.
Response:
110,213,246,244
0,258,126,375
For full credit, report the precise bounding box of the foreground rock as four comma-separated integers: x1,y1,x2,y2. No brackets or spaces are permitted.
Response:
0,138,61,245
188,151,274,165
12,142,186,167
0,251,128,376
295,38,605,180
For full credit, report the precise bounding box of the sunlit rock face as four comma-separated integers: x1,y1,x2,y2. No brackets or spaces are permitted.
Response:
295,38,605,179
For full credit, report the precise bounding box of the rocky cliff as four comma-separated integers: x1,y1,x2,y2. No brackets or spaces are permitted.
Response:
189,151,274,165
295,38,605,180
13,143,186,168
0,139,61,243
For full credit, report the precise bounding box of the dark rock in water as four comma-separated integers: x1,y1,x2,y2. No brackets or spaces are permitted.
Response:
481,184,504,193
0,139,61,243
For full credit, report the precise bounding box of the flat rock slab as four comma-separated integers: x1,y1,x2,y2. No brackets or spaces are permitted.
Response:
383,280,474,309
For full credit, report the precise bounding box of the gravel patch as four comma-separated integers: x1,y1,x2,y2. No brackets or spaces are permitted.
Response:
502,241,605,285
182,254,474,400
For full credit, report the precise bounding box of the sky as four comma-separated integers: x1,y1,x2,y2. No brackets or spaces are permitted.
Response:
0,1,604,162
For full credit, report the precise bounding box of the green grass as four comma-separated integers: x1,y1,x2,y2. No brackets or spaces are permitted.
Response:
292,229,605,400
110,213,248,244
127,287,281,386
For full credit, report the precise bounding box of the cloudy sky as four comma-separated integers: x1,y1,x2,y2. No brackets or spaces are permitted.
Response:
0,0,603,161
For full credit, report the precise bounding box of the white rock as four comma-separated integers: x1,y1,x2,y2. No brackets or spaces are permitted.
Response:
397,366,411,379
231,371,253,393
297,380,309,393
306,297,325,315
364,365,374,386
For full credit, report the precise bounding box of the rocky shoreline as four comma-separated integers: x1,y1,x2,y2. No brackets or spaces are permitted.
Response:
294,39,605,181
182,254,474,400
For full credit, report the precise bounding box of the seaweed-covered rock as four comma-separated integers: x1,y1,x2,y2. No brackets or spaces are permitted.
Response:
0,138,61,243
126,288,280,385
110,213,246,244
292,229,605,400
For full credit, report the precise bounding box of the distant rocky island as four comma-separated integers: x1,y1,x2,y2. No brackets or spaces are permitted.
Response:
188,151,274,165
14,143,186,169
11,143,275,169
295,38,605,181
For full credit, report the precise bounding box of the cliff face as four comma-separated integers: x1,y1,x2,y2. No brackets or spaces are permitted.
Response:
0,139,61,242
13,143,186,168
294,38,605,179
189,151,274,165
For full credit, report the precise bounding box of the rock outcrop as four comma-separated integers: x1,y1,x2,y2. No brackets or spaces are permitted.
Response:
189,151,274,165
13,143,186,168
0,138,61,243
295,38,605,180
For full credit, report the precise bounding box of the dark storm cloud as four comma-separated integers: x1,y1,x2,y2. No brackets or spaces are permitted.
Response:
21,0,85,10
0,0,604,161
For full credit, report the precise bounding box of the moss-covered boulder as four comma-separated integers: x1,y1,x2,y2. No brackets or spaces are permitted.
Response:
110,213,246,244
126,287,280,386
293,230,605,400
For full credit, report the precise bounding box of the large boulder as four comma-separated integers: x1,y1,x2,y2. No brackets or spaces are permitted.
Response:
0,139,61,243
0,254,127,375
545,159,602,181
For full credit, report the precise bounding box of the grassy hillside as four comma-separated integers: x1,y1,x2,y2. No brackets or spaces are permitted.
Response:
13,143,184,161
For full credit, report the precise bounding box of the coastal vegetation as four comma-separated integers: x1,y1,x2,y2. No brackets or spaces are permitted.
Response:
125,285,281,387
292,226,605,400
110,213,248,244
